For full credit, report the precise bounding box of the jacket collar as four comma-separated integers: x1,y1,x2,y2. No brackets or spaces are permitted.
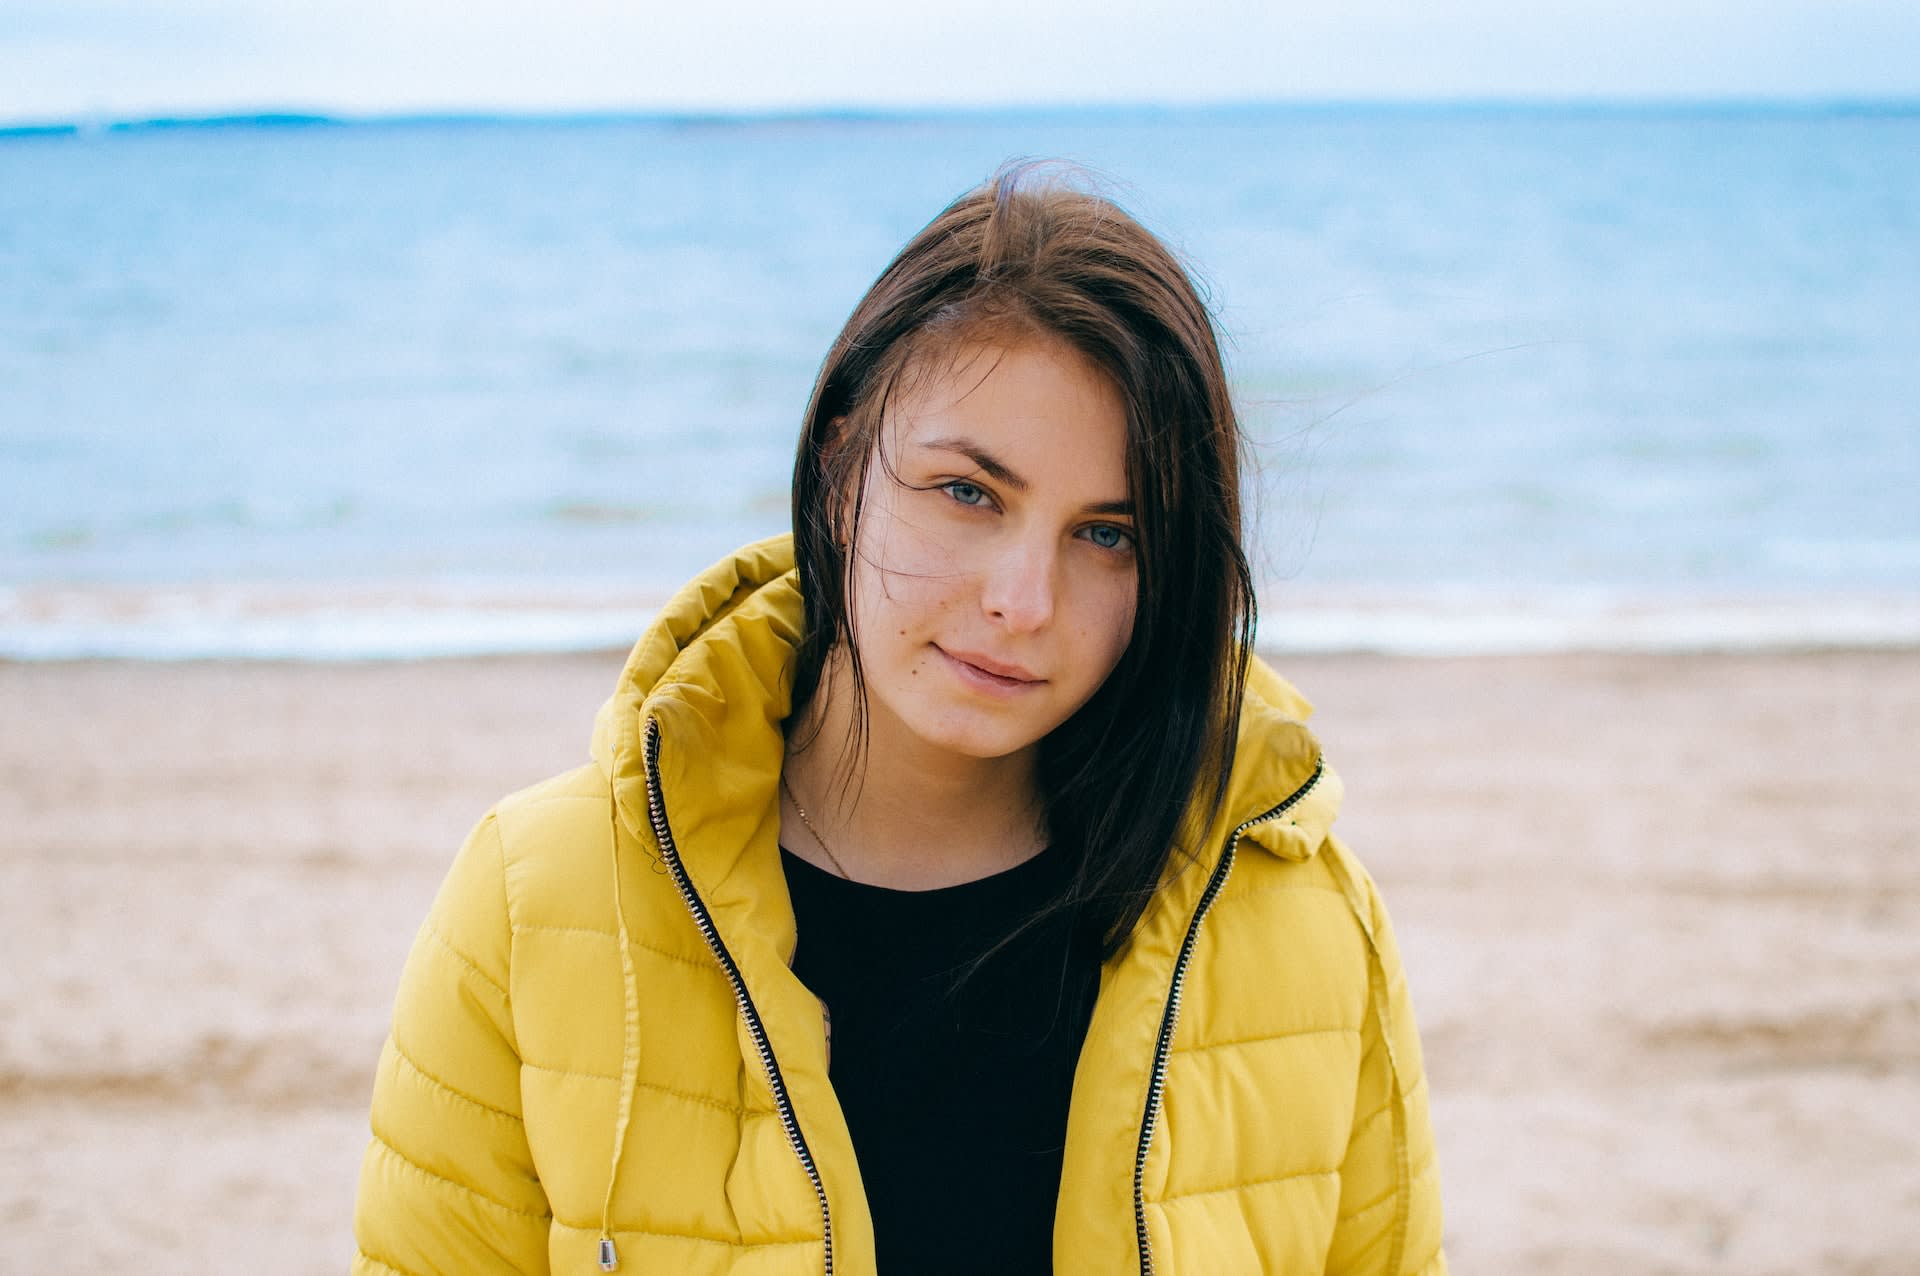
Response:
1222,656,1344,863
591,534,1344,884
592,533,802,963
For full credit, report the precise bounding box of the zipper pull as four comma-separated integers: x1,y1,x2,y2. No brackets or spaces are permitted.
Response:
599,1237,619,1270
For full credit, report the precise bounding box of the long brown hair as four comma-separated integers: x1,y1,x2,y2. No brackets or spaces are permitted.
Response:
789,162,1256,957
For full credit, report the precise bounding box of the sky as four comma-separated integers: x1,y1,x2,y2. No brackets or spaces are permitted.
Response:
3,0,1918,124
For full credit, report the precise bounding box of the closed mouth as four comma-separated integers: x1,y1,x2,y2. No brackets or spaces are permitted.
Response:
935,645,1043,685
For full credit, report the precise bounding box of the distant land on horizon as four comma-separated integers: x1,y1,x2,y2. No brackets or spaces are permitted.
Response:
3,96,1918,139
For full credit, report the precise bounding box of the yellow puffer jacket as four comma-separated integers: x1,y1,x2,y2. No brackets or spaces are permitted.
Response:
353,535,1445,1275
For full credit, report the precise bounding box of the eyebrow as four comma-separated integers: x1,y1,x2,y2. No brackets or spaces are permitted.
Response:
919,435,1134,516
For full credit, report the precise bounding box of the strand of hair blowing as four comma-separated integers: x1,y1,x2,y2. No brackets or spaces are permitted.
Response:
788,161,1256,961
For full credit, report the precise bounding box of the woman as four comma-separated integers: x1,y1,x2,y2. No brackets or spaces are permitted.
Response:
353,164,1445,1275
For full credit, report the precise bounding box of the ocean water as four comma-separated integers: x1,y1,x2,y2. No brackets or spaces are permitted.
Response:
2,106,1917,658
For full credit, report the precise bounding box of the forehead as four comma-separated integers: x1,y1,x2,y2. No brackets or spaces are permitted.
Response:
886,337,1130,481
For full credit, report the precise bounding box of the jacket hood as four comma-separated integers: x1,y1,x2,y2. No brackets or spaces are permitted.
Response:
591,533,1341,874
592,534,800,879
1225,656,1344,863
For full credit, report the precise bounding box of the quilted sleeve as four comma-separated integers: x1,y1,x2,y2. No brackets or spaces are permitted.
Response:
353,812,552,1275
1323,851,1446,1276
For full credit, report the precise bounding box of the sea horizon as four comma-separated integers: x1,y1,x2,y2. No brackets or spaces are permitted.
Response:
5,104,1915,659
6,95,1920,138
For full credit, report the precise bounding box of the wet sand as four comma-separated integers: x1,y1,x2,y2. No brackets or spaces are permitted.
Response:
2,649,1916,1272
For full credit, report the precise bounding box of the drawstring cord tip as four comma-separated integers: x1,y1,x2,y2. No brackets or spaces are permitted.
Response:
598,1237,619,1270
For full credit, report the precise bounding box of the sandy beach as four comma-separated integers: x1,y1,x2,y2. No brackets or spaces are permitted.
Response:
2,648,1915,1273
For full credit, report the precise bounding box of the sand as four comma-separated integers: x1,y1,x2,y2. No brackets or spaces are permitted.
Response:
2,649,1916,1272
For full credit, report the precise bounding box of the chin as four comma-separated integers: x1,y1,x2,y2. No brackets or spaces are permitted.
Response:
920,728,1038,762
903,708,1054,763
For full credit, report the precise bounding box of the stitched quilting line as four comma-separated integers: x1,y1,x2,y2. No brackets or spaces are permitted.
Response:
520,1061,777,1118
354,1247,429,1276
420,920,508,1001
1349,1097,1393,1141
1213,879,1352,906
368,1131,550,1220
1337,1150,1439,1225
1157,1165,1338,1206
519,1059,620,1084
1348,1069,1429,1144
388,1038,522,1124
548,1216,821,1249
1169,1024,1359,1058
509,922,724,974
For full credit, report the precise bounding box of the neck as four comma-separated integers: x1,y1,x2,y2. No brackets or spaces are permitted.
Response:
782,654,1045,890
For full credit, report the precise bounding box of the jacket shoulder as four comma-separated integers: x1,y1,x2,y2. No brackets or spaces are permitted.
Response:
1204,838,1377,1023
493,760,609,821
485,763,622,933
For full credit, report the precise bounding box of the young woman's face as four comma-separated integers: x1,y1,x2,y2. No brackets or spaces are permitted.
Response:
843,336,1137,765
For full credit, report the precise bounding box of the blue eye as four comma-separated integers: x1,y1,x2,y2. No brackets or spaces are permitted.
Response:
945,481,987,506
1085,524,1131,550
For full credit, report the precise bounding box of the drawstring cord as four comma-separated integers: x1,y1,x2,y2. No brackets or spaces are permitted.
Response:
1325,848,1412,1276
598,792,643,1270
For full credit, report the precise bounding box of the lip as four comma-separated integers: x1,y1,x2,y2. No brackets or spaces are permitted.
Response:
934,645,1044,689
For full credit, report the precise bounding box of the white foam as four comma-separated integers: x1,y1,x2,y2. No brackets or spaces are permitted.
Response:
2,581,1918,662
1253,588,1920,656
0,582,661,662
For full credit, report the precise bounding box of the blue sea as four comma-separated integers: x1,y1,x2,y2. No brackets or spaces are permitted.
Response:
3,105,1917,658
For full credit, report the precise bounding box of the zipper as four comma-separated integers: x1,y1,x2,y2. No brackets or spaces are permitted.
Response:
1132,756,1325,1276
643,719,835,1276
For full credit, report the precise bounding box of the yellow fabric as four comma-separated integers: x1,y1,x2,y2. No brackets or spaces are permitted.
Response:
353,534,1445,1275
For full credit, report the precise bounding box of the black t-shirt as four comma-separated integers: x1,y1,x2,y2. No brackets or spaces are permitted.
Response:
782,842,1102,1275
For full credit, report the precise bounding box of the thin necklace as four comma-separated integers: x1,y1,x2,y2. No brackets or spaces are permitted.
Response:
780,773,855,880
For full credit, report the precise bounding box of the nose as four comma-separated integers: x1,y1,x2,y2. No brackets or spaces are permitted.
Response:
980,537,1056,633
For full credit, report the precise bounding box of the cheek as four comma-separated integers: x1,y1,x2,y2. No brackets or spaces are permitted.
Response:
1105,602,1137,671
848,504,973,625
845,529,953,662
1073,574,1138,681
